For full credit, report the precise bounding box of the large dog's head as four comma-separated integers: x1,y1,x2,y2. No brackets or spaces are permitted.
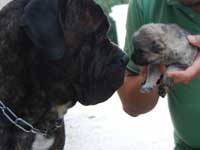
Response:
22,0,128,106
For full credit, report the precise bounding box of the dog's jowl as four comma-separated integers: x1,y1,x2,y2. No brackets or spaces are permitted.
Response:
0,0,128,149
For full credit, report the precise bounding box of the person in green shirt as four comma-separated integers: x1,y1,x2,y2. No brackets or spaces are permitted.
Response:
95,0,129,44
118,0,200,149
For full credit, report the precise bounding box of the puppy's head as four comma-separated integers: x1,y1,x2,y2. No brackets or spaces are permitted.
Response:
132,24,167,66
23,0,128,106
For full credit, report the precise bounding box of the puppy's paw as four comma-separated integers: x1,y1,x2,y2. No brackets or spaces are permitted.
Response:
160,75,174,97
158,84,167,97
141,84,154,93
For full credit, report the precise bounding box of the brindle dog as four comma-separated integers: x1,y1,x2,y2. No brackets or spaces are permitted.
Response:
0,0,128,149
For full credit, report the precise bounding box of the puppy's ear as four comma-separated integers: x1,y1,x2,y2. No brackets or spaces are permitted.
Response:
22,0,65,60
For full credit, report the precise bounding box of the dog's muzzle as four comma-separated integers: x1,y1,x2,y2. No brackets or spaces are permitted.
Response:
78,48,128,106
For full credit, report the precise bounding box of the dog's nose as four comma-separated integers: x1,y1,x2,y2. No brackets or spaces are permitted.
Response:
120,54,129,66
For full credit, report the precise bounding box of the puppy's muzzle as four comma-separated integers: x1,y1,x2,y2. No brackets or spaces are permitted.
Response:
132,50,149,66
78,47,128,106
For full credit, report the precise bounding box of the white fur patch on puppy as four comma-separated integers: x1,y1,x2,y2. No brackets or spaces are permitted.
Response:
31,134,55,150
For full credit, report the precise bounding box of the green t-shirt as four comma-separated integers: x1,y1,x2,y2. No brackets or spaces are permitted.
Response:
125,0,200,149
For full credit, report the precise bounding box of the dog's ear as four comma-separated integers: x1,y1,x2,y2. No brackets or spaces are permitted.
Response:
22,0,65,60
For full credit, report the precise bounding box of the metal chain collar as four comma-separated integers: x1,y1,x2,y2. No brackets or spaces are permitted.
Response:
0,100,63,136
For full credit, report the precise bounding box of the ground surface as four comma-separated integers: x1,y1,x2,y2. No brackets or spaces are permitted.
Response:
64,93,174,150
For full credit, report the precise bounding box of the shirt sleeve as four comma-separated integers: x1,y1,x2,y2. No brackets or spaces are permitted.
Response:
124,0,145,73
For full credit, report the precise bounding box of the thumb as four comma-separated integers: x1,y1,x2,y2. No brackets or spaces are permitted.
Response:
166,71,180,79
187,35,200,47
166,71,184,83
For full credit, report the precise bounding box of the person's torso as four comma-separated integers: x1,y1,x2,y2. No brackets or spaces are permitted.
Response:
140,0,200,147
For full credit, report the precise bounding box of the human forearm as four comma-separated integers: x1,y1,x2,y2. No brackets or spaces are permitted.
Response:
118,70,159,116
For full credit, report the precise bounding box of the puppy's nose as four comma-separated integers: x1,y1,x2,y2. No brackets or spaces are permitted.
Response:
120,54,129,66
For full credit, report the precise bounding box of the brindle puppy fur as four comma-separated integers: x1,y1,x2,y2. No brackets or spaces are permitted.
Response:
0,0,128,149
132,23,198,97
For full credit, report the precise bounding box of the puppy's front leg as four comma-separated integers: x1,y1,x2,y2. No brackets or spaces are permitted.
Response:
141,64,161,93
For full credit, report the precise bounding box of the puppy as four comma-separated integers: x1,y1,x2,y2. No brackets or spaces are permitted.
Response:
131,23,198,97
0,0,128,149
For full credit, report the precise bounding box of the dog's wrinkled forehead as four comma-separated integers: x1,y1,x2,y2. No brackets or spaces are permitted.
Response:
60,0,109,36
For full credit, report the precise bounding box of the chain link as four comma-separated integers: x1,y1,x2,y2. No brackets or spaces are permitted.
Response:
0,100,63,136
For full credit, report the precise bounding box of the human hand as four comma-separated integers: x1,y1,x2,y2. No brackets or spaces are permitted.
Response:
166,35,200,84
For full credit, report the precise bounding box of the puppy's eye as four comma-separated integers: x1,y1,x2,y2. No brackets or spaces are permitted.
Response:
151,41,162,53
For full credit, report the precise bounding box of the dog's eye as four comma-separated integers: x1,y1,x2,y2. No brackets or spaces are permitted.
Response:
151,41,162,53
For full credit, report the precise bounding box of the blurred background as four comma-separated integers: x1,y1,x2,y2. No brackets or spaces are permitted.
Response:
0,1,174,150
